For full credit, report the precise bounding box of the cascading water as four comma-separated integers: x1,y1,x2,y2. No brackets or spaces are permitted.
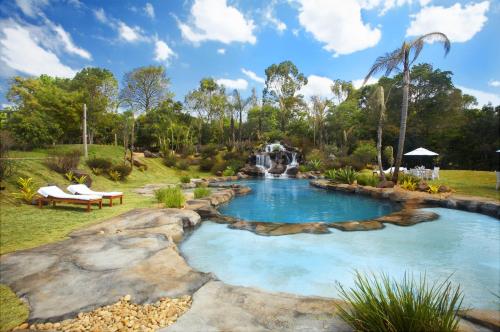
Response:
255,143,299,179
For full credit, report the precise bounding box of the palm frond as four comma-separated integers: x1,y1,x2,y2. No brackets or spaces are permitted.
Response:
363,48,403,86
410,32,451,63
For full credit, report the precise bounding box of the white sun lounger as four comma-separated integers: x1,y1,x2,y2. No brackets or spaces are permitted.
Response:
37,186,102,212
67,184,123,206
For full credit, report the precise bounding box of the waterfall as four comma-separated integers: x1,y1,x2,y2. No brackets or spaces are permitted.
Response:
256,153,273,178
256,143,299,179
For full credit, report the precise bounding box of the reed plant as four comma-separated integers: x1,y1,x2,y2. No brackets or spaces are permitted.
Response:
155,186,185,208
194,187,211,199
336,271,463,332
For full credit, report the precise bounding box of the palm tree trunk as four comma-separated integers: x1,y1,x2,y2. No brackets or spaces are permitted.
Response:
376,86,385,181
238,108,242,144
230,115,235,147
392,51,410,183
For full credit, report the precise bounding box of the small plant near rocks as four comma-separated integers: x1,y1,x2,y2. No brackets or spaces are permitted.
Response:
356,174,379,187
155,186,185,208
12,177,37,204
222,166,235,176
108,170,121,182
110,164,132,180
401,179,417,191
163,154,177,167
64,171,74,182
194,187,211,199
398,173,420,186
91,167,103,175
428,184,440,194
86,157,112,172
176,159,189,170
179,175,191,184
73,175,87,184
336,271,463,332
326,167,358,184
307,159,323,171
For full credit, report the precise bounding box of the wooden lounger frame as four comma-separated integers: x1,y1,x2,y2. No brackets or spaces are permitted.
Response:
72,191,123,207
37,196,102,212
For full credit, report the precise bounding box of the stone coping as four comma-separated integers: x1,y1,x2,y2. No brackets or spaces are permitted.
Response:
310,179,500,219
2,204,498,331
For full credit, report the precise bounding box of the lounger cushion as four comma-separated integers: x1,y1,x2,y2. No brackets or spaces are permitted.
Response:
67,184,122,196
38,186,101,200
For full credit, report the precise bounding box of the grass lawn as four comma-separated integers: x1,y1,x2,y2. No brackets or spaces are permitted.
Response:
0,285,29,332
429,170,498,200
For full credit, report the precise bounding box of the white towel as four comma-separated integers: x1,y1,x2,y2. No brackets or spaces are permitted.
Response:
38,186,101,200
67,184,122,196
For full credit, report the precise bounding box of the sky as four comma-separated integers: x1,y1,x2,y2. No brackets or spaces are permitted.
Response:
0,0,499,108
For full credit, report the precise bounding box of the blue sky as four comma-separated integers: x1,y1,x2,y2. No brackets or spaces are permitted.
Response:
0,0,499,107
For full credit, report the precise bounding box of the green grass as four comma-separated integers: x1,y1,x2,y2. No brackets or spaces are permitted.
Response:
0,284,29,331
429,170,498,200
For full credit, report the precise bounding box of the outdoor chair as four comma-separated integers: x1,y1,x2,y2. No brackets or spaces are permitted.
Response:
67,184,123,207
37,186,102,212
432,167,440,180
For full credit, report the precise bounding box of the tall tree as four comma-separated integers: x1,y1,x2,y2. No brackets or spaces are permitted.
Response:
263,61,307,132
309,96,330,148
364,32,450,183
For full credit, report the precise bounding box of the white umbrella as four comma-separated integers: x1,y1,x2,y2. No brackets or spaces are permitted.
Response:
404,147,439,156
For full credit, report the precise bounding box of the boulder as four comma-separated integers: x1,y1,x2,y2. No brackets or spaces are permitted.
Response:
377,180,395,188
143,150,160,158
241,165,264,176
268,163,286,175
417,181,430,192
70,169,92,187
286,166,299,176
438,185,451,193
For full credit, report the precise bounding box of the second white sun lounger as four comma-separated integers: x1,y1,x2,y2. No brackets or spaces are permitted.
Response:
67,184,123,207
37,186,102,212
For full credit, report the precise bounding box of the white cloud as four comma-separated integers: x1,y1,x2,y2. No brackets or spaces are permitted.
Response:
263,1,287,32
352,77,379,88
178,0,256,44
241,68,265,84
0,22,77,78
53,24,91,59
297,0,381,56
292,29,299,36
94,8,107,23
144,3,155,19
299,75,335,101
358,0,433,15
216,78,248,90
217,48,226,54
15,0,49,18
458,85,500,106
406,2,489,43
118,21,144,42
154,39,176,62
489,80,500,87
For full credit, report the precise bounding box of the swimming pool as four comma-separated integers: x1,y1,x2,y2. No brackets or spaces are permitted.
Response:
182,208,500,309
218,179,399,223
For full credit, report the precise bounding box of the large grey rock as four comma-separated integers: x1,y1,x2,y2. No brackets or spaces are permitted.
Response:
163,281,351,332
0,208,210,323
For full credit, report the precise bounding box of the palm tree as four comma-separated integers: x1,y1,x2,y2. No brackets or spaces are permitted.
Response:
364,32,450,183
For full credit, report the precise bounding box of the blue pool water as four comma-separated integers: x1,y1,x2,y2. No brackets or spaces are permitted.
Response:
219,179,398,223
182,208,500,309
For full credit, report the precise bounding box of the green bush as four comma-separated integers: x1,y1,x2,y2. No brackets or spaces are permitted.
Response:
46,149,82,173
356,174,379,187
307,159,323,171
108,170,121,182
199,158,215,172
163,154,177,167
336,271,463,332
176,159,189,170
179,175,191,184
210,160,226,174
194,187,212,199
222,166,235,176
352,141,377,167
226,159,245,172
110,164,132,180
86,157,112,171
326,166,358,184
154,186,185,208
201,143,218,158
398,173,420,185
299,165,309,173
12,177,37,204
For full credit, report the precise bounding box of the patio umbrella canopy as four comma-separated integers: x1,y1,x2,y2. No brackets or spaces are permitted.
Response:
404,147,439,156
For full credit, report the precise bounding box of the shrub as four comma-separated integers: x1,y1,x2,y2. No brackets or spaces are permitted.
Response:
176,159,189,170
427,184,440,194
324,169,337,180
398,173,420,185
210,160,227,175
199,158,215,172
336,271,463,332
194,187,212,199
12,177,37,204
86,157,112,172
179,175,191,184
307,159,323,171
0,130,14,181
64,171,74,182
357,174,379,187
298,165,309,173
334,167,358,184
73,175,87,184
163,154,177,167
91,167,103,175
47,149,82,173
108,170,121,182
222,166,235,176
200,143,218,158
110,164,132,180
401,179,417,191
155,186,185,208
351,142,377,167
226,159,245,172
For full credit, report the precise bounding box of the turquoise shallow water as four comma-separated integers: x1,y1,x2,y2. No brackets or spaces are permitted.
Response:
219,179,399,223
181,208,500,309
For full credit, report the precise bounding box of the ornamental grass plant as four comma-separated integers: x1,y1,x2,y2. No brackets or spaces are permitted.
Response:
336,271,464,332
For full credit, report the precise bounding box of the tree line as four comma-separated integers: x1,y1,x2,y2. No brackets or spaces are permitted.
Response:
0,59,498,171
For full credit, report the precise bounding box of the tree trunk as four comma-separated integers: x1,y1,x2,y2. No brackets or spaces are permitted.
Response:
376,87,386,181
130,120,135,169
238,108,242,144
230,115,235,147
392,50,410,183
